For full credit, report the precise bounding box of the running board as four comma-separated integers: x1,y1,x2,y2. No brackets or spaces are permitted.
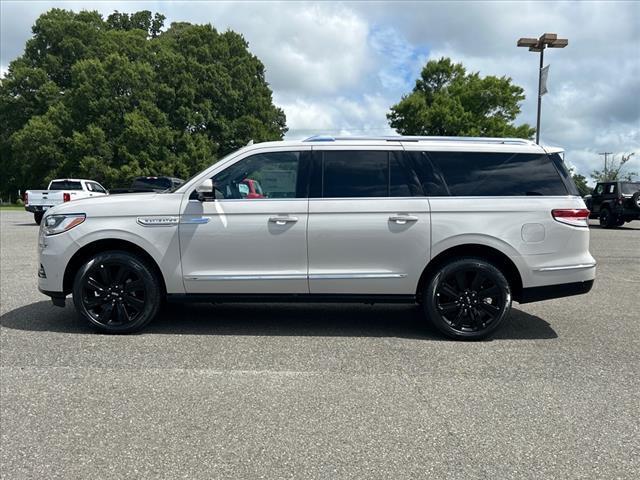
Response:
166,293,417,304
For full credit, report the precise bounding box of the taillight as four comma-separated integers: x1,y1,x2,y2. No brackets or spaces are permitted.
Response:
63,192,71,202
552,209,590,227
24,192,28,205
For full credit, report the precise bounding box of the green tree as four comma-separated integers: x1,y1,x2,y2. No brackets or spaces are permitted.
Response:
591,153,637,182
0,9,286,198
388,57,535,138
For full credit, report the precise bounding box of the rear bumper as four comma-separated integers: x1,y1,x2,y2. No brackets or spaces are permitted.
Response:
25,205,51,213
518,279,594,304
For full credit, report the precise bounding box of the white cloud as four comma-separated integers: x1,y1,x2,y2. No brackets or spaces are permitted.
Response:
1,0,639,179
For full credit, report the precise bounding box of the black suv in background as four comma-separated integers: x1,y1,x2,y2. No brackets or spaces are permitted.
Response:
584,181,640,227
109,176,184,194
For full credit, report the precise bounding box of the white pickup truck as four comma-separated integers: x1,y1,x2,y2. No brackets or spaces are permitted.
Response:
25,179,108,225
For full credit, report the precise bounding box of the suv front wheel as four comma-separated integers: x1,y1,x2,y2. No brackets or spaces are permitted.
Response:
72,250,162,333
423,258,512,340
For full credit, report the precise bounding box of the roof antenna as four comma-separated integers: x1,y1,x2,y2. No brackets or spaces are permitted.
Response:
246,139,254,146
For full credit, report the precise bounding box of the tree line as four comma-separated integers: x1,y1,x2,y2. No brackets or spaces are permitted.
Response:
0,9,286,199
2,9,631,201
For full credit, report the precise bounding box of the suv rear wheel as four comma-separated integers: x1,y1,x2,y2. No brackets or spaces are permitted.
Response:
599,208,615,228
423,258,512,340
72,250,161,333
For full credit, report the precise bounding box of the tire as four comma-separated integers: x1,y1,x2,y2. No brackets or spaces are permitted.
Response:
632,192,640,211
72,250,162,333
423,257,512,340
34,211,43,225
599,208,615,228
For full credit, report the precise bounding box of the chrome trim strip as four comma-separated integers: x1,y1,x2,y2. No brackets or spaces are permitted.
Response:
309,273,407,280
136,216,179,227
536,263,597,272
184,274,307,281
184,273,407,281
181,217,210,224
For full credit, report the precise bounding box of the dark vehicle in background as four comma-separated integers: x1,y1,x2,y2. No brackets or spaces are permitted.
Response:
109,176,184,194
584,181,640,228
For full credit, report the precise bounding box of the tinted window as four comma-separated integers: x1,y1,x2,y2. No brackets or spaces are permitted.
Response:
213,151,303,199
407,151,449,196
390,152,422,197
621,182,640,195
49,180,82,191
322,151,388,198
425,152,568,196
548,153,579,196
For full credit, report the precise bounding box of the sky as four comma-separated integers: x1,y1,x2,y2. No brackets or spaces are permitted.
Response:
1,1,639,180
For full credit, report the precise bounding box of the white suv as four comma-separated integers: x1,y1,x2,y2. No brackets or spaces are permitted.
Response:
37,136,596,339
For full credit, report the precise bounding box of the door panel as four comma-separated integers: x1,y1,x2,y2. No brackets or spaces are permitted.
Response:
179,147,310,294
307,146,430,295
180,199,308,293
307,198,430,294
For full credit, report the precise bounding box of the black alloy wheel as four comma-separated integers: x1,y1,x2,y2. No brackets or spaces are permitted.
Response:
73,251,161,333
424,258,512,340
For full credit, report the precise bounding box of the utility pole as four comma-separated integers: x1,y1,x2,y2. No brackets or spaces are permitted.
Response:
517,33,568,144
599,152,612,179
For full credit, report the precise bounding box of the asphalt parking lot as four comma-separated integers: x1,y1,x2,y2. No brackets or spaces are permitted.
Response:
1,210,638,479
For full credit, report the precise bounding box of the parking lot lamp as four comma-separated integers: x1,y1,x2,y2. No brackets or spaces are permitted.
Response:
517,33,568,144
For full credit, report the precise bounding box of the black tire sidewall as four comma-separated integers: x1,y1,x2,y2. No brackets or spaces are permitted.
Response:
423,258,512,340
72,250,161,333
34,212,43,225
599,208,613,228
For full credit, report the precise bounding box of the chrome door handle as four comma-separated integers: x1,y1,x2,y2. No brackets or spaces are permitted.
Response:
269,216,298,225
389,215,418,225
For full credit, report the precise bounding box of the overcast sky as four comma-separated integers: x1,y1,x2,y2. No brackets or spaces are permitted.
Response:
1,1,639,180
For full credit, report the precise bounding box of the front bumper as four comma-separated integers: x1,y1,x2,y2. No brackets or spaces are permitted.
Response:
38,287,67,307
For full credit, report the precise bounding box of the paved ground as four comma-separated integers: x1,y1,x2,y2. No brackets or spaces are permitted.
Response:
1,210,639,479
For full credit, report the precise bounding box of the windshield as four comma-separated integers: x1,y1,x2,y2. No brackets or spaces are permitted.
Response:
621,182,640,195
49,180,82,190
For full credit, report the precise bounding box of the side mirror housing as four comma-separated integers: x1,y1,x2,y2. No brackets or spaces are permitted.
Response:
196,179,215,202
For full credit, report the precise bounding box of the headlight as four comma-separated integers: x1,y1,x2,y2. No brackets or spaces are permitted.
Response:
43,214,86,236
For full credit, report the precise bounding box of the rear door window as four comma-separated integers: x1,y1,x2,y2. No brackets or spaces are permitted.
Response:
322,151,388,198
317,151,418,198
424,151,569,196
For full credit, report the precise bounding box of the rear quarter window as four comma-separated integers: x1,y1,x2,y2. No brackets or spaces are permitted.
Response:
421,151,569,196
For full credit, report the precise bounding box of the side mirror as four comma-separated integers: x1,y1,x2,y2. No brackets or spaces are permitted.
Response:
196,179,215,202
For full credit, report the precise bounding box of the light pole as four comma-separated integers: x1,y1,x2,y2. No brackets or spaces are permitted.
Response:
517,33,568,144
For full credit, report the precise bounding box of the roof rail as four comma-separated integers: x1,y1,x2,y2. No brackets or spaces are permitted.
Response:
303,135,536,146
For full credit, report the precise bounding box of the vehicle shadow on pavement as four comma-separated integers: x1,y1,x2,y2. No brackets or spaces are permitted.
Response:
1,301,557,341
